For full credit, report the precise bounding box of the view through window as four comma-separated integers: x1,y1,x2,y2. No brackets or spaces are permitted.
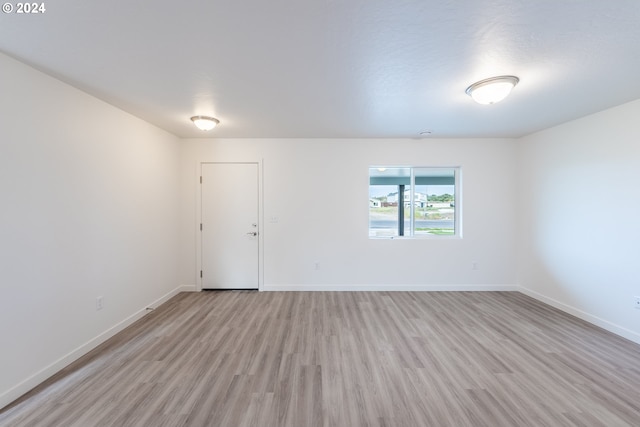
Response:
369,167,459,238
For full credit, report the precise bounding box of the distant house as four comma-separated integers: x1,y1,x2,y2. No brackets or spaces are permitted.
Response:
369,199,381,208
387,190,427,207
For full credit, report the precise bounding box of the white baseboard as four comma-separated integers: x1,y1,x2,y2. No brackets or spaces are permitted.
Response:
262,284,518,292
0,285,189,410
518,286,640,345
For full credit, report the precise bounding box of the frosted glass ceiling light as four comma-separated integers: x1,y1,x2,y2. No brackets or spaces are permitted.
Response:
190,115,220,131
465,76,519,105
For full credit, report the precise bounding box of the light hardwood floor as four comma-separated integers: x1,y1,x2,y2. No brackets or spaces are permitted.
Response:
1,291,639,426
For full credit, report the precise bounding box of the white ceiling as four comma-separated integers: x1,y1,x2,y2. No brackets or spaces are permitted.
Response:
2,0,639,139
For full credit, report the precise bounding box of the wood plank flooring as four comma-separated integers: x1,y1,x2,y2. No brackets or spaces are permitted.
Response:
1,291,639,426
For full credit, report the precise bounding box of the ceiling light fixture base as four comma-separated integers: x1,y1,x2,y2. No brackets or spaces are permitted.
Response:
465,75,519,105
190,115,220,131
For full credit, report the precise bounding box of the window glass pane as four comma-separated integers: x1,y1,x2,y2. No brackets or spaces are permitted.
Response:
414,168,455,236
369,167,410,237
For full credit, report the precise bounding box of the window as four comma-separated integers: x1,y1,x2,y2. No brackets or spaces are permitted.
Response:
369,167,460,238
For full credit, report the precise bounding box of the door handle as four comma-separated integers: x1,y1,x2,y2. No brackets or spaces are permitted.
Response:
246,232,258,236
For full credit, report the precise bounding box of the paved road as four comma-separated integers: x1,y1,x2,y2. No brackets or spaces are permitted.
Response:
370,219,454,229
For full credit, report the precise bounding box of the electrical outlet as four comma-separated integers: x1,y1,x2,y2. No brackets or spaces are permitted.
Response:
634,296,640,310
96,296,104,311
314,262,320,270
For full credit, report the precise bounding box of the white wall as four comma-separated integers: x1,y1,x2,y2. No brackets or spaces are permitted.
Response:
517,99,640,343
0,53,182,407
179,138,519,290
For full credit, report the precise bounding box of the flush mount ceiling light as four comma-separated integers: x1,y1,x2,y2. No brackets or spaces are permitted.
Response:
190,115,220,131
465,75,519,105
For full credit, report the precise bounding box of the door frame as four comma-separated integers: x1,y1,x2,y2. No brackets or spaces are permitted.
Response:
196,160,264,291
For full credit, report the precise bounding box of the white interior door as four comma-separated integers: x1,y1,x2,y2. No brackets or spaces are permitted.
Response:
201,162,259,289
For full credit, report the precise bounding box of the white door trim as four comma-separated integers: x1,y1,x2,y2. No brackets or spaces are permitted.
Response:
196,160,263,291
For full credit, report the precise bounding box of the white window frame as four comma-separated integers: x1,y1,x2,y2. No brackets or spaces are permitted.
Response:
368,166,462,239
